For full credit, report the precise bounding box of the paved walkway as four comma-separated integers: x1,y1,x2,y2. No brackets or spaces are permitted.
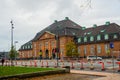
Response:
71,70,120,80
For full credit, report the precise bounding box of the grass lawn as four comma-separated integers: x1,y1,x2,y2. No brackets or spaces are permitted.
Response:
0,66,57,77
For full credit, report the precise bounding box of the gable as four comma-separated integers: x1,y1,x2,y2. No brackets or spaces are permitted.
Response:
39,31,55,40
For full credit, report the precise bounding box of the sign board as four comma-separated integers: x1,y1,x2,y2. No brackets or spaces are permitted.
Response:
110,42,114,49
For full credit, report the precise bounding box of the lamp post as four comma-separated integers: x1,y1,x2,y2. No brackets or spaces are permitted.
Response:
55,35,59,67
10,20,14,65
14,41,18,60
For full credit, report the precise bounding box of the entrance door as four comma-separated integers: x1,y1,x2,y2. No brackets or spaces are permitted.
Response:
45,49,49,59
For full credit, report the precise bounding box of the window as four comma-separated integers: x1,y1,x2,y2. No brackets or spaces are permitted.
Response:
97,35,101,40
113,34,117,39
72,32,75,35
51,41,55,47
84,37,87,42
90,45,94,55
87,32,91,35
31,45,32,48
105,44,110,54
90,36,94,41
104,34,109,40
97,45,101,53
78,38,81,43
78,47,80,54
25,45,27,49
100,29,105,33
45,41,48,48
84,46,87,54
28,45,30,49
34,43,36,49
22,46,24,49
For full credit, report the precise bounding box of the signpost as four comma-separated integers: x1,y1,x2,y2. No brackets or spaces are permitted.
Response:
110,42,114,72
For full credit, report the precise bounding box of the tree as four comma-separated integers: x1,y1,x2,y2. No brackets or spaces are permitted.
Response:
65,41,78,57
9,46,18,60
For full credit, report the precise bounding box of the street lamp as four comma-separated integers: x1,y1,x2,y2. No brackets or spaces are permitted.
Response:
10,20,14,65
14,41,18,60
55,35,59,67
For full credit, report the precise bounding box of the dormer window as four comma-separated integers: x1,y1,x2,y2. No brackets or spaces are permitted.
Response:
84,37,87,42
72,32,75,35
104,34,109,40
87,32,91,35
100,29,105,33
90,36,94,41
78,38,81,43
97,35,101,40
113,34,117,39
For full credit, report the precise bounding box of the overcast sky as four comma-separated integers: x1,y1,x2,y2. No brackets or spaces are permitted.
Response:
0,0,120,51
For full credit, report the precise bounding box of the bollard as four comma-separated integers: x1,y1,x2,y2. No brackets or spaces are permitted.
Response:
54,61,57,68
116,62,120,72
62,62,65,68
90,60,94,70
80,60,84,70
46,61,49,67
107,61,112,64
98,61,105,71
15,61,17,66
71,61,74,69
30,60,32,67
5,61,7,66
34,60,37,67
41,61,44,67
21,61,23,66
25,61,27,67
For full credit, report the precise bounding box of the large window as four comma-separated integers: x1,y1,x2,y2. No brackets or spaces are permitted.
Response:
97,35,101,40
104,34,109,40
45,41,48,48
84,46,87,55
97,45,101,53
105,44,110,54
90,36,94,41
78,38,81,43
84,37,87,42
28,45,30,49
40,43,42,49
78,46,80,54
90,45,94,55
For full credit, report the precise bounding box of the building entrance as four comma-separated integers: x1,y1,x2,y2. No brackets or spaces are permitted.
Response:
45,49,49,59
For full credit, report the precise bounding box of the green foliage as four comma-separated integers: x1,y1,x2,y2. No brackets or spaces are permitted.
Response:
65,41,78,57
9,46,18,59
0,66,57,76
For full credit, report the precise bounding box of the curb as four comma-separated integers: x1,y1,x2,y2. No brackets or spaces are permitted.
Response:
0,69,69,79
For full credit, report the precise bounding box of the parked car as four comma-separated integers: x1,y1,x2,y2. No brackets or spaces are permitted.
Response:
87,55,102,61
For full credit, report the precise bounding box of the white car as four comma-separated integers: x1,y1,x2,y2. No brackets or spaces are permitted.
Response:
87,55,102,61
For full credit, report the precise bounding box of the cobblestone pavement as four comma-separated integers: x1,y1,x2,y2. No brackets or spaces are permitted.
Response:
17,74,100,80
71,70,120,80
